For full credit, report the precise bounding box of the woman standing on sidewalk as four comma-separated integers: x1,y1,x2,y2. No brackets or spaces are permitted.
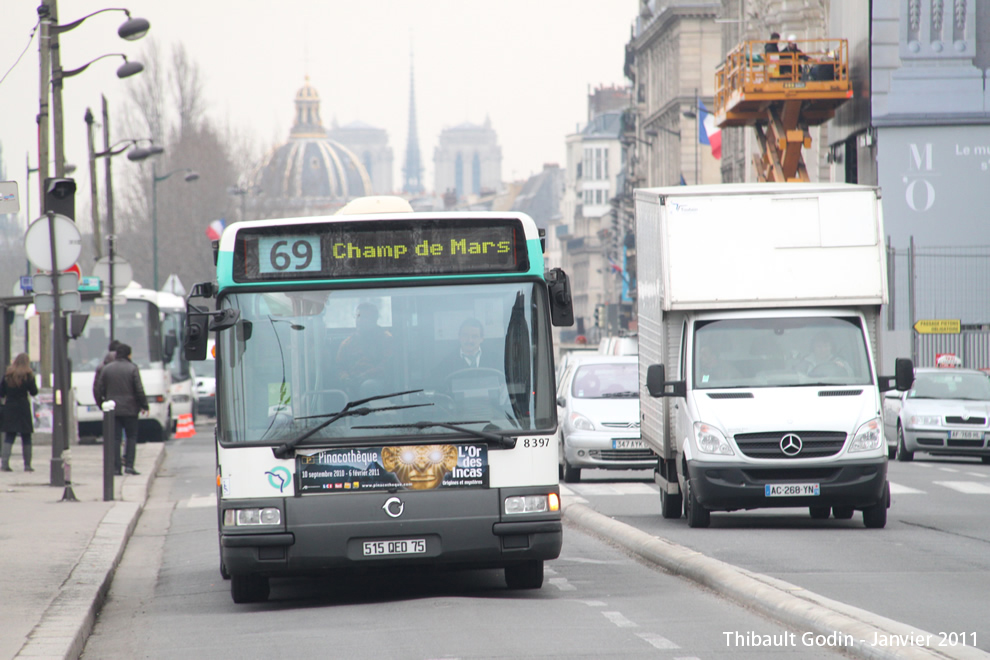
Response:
1,353,39,472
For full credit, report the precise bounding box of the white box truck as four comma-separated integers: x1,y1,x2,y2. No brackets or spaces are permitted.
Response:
637,183,914,528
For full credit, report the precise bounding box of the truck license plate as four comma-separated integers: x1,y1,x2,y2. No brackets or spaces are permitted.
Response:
612,439,645,449
362,539,426,557
765,483,820,497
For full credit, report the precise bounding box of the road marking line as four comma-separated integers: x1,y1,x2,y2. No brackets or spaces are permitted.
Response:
965,472,987,478
602,611,637,628
636,632,681,649
570,483,657,495
548,577,576,591
934,481,990,494
938,467,960,473
888,482,924,494
182,494,217,508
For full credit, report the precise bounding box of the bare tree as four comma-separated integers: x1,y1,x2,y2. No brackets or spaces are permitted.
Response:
171,43,205,139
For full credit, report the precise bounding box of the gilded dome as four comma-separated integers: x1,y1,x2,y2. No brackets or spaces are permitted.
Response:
251,78,372,205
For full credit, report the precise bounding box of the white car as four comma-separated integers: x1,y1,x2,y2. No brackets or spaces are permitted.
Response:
556,355,655,482
883,367,990,463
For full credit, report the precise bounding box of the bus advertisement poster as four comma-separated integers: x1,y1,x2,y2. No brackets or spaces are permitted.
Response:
296,443,489,493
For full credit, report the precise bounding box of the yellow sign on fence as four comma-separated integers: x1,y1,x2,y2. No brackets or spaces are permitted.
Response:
913,319,961,334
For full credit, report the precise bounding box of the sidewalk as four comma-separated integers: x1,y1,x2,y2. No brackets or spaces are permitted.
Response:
0,436,164,660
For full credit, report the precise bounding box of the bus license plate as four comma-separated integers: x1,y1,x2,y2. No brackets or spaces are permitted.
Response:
363,539,426,557
949,430,982,440
765,483,820,497
613,439,645,449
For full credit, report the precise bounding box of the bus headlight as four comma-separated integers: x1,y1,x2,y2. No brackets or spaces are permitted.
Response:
849,418,883,453
505,494,559,514
223,507,281,526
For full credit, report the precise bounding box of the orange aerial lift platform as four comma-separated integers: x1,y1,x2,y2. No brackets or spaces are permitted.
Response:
713,38,852,182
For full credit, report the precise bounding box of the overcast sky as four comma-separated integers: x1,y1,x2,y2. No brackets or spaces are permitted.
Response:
0,0,638,229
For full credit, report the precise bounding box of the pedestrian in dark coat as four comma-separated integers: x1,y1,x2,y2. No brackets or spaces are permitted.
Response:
94,343,148,475
92,339,121,404
1,353,39,472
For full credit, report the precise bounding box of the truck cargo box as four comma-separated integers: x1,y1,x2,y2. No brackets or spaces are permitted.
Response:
634,183,887,312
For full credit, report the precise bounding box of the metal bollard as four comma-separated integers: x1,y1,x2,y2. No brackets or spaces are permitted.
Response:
102,400,117,502
60,449,78,502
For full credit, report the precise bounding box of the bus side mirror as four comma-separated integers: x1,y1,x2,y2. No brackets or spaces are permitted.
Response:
184,305,210,361
545,268,574,327
163,331,177,363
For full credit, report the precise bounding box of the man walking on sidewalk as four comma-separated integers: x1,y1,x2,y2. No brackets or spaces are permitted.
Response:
94,343,149,475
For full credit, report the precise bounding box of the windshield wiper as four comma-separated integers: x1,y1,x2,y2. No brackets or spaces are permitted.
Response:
351,420,516,449
272,389,429,459
601,391,638,398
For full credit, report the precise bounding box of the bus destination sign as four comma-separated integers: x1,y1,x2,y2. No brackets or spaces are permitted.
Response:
235,219,528,281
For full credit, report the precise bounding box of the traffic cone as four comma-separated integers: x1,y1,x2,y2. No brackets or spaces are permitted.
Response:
175,413,196,438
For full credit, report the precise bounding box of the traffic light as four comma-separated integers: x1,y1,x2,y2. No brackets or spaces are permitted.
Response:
44,178,76,220
594,304,604,328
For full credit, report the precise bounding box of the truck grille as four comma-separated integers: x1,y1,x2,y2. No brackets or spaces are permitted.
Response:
734,431,847,459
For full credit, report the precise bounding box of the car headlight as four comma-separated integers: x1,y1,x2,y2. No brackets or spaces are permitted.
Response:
504,494,559,514
569,412,595,431
908,414,941,427
694,422,734,455
849,417,883,453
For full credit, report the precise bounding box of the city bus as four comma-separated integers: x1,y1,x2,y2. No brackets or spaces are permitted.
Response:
184,201,573,603
71,284,180,442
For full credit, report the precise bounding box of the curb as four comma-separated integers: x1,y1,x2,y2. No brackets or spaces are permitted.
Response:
15,444,166,660
564,502,989,660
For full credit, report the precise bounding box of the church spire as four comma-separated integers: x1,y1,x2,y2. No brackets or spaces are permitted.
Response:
402,49,425,194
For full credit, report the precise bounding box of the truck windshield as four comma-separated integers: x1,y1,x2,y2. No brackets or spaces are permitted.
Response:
215,281,556,444
694,316,872,389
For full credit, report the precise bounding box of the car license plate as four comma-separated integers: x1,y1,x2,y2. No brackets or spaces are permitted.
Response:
949,430,982,440
765,483,820,497
362,539,426,557
612,439,645,449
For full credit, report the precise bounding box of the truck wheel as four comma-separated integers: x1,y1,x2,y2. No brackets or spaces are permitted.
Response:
504,560,543,589
896,424,913,462
685,480,710,528
230,574,269,603
832,506,854,519
660,487,683,519
809,506,831,520
562,460,581,483
863,483,889,529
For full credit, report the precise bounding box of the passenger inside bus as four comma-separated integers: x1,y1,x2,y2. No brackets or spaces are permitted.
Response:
335,302,395,398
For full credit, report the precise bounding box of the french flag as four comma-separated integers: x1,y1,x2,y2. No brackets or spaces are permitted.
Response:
206,218,225,241
698,101,722,160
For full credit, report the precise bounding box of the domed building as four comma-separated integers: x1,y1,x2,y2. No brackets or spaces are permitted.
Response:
249,78,373,218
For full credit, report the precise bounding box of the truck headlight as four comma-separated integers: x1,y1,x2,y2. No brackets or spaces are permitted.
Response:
849,418,883,453
223,507,281,526
694,422,734,455
908,415,941,427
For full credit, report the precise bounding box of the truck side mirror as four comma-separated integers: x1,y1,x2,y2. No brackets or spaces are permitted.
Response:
895,357,914,391
647,363,687,398
646,364,666,397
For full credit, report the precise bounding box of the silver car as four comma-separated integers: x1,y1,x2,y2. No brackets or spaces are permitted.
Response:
556,355,655,482
883,367,990,463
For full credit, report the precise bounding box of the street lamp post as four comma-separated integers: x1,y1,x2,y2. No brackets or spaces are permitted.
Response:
152,164,200,290
35,0,149,488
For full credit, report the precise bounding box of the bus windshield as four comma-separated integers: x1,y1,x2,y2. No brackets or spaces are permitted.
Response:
216,281,556,444
68,299,161,370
